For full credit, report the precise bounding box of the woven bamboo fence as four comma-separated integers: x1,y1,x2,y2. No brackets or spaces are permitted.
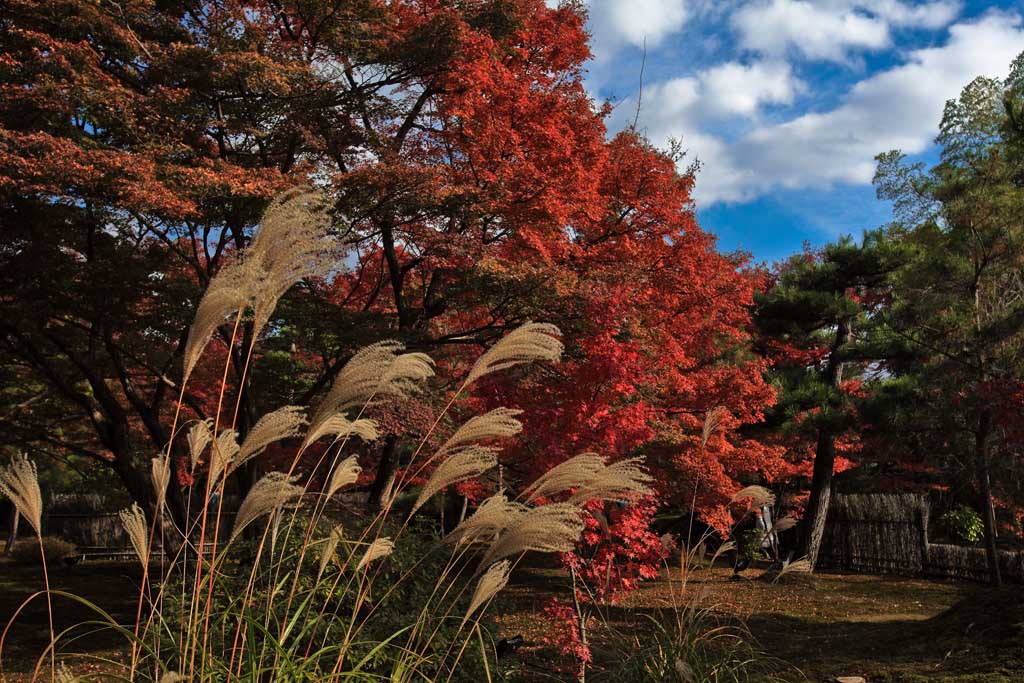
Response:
818,494,929,575
818,493,1024,583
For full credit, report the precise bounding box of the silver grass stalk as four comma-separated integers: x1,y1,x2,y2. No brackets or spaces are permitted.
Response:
208,429,240,486
568,457,653,504
356,537,394,571
730,485,775,508
480,503,584,567
325,455,363,499
448,493,528,546
230,472,303,541
317,525,345,579
522,452,606,502
182,259,252,382
234,406,307,471
0,454,42,535
305,343,433,447
464,323,563,386
434,408,523,462
411,446,498,514
119,503,149,567
462,560,511,627
304,414,380,448
187,419,213,472
151,454,171,512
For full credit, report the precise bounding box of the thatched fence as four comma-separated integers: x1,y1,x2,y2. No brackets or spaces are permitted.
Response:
818,493,1024,583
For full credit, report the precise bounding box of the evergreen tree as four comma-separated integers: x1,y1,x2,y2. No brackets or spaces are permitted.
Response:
755,234,903,569
873,54,1024,585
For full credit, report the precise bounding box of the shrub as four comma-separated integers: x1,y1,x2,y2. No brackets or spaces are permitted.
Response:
10,536,77,565
940,504,984,544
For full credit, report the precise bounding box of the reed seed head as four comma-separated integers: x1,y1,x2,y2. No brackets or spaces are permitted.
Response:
412,446,498,514
435,408,523,462
568,457,653,504
317,524,345,579
182,259,251,382
448,493,528,546
0,453,42,535
730,485,775,508
305,342,433,444
356,537,394,570
118,503,149,567
187,419,213,472
151,454,171,513
235,406,307,472
522,452,606,502
462,560,511,627
304,414,380,448
464,322,563,386
208,428,240,486
325,455,363,499
480,503,584,567
231,472,303,541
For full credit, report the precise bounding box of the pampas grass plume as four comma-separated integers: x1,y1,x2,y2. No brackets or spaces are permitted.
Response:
522,452,605,502
151,454,171,512
357,537,394,571
448,493,527,546
231,472,303,541
235,406,307,470
208,428,240,486
326,455,363,499
462,560,511,627
119,503,149,567
434,408,522,461
305,414,380,448
464,322,562,386
411,446,498,514
730,485,775,508
568,457,653,504
187,419,213,471
305,342,432,445
481,503,584,567
0,453,43,535
182,260,251,382
317,524,345,579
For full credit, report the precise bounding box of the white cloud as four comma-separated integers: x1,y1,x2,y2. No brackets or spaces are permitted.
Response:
690,12,1024,204
732,1,961,62
587,0,689,57
701,61,804,116
617,60,802,133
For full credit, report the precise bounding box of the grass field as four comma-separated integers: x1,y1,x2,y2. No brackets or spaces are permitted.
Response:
1,557,1022,682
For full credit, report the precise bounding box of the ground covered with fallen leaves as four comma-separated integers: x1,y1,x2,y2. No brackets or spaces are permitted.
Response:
2,558,1022,682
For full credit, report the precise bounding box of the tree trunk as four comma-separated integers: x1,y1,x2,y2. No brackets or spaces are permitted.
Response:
801,319,849,569
367,435,399,510
974,409,1002,586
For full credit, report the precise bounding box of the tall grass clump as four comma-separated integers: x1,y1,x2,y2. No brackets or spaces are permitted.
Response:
0,188,670,683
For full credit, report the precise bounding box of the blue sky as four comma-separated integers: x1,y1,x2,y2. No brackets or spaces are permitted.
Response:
570,0,1024,264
